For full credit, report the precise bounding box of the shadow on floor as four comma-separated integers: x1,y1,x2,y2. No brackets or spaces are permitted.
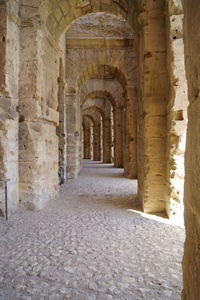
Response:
83,164,114,169
82,172,125,178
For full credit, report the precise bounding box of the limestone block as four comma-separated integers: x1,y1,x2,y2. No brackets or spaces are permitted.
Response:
5,18,20,100
168,0,183,15
145,115,166,138
19,99,41,121
19,121,59,209
42,107,59,125
0,3,6,90
0,119,19,215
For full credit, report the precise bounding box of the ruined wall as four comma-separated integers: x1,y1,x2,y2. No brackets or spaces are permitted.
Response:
0,0,20,214
166,0,188,222
182,0,200,298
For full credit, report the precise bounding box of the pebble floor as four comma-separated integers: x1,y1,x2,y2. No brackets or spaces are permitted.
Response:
0,160,185,300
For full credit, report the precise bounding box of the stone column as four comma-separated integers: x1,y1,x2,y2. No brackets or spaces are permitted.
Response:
113,106,124,168
19,9,60,210
0,1,20,214
182,0,200,299
93,123,101,161
123,88,137,178
103,118,112,163
56,68,67,185
165,1,188,221
137,2,168,214
66,88,80,179
83,123,91,159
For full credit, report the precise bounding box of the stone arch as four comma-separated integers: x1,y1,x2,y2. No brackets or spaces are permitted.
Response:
77,64,128,91
82,114,95,125
80,79,125,108
82,105,112,163
82,110,102,161
45,1,136,40
82,91,116,108
82,105,105,119
82,98,112,119
82,110,102,127
82,115,93,159
65,50,137,89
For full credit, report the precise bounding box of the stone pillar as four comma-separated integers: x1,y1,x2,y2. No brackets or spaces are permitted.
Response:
137,2,168,214
113,106,124,168
103,118,112,163
124,88,137,178
0,1,20,214
165,1,188,221
56,61,67,185
93,123,101,161
182,0,200,299
19,8,60,209
66,88,80,179
83,123,91,159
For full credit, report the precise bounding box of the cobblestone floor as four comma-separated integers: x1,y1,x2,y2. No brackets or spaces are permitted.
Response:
0,160,185,299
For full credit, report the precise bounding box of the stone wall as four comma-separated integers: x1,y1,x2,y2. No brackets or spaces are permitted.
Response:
65,47,136,89
19,3,60,209
66,88,81,179
182,0,200,298
83,116,92,160
0,0,20,215
165,0,188,222
57,58,66,185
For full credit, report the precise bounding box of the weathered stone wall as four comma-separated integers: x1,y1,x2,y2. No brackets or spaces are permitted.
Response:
165,0,188,222
182,0,200,298
57,58,66,185
65,47,136,90
93,122,101,161
102,118,112,163
124,87,137,178
66,88,81,179
83,117,92,160
80,79,124,108
113,106,124,168
19,3,60,209
45,0,136,41
0,0,20,214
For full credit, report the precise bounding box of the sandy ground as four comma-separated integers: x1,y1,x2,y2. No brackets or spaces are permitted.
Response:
0,160,185,299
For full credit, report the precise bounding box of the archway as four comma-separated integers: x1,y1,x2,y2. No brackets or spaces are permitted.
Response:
0,0,195,299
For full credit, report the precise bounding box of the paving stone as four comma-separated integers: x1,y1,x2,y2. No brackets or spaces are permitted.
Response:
0,161,184,299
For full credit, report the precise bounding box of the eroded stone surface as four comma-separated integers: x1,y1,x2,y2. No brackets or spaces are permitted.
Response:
0,161,184,299
182,0,200,298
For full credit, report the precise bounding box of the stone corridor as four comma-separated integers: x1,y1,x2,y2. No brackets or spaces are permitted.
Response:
0,161,184,299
